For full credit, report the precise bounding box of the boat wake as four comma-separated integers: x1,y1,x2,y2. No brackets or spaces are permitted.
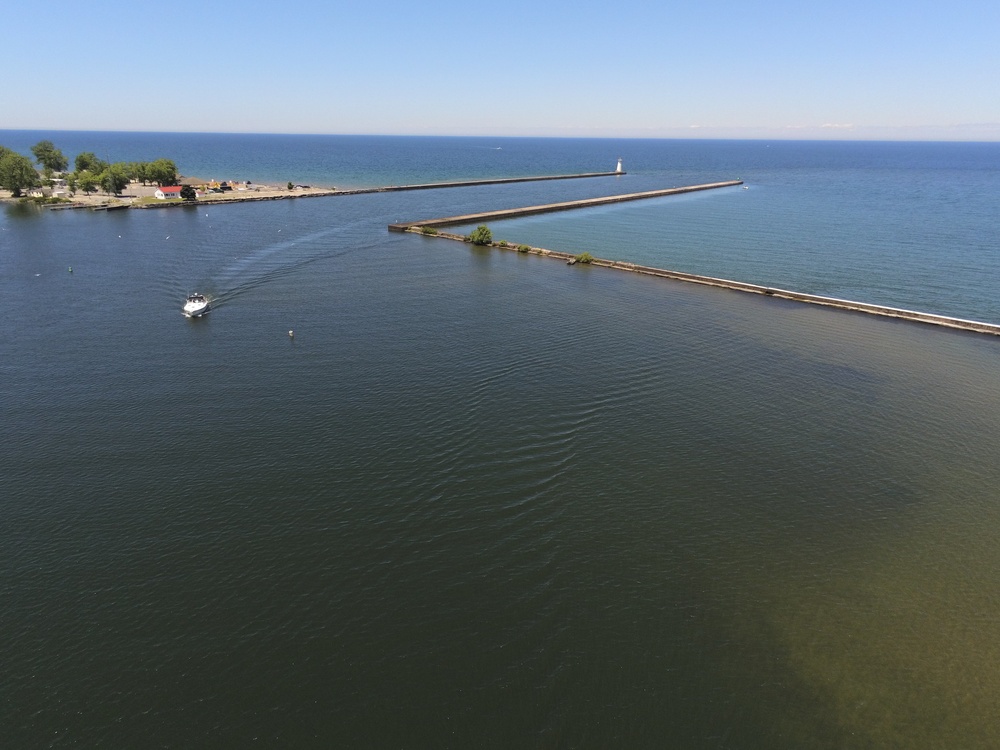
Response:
171,219,371,313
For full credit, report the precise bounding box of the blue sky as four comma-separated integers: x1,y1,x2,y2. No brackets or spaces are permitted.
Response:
5,0,999,140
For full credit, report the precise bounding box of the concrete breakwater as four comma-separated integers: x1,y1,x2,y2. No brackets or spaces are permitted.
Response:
364,171,623,193
388,180,742,231
40,171,624,211
141,171,623,207
150,171,626,206
390,184,1000,337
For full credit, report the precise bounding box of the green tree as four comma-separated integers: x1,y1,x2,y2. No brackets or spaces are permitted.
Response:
128,161,150,185
180,184,197,201
77,170,99,195
147,158,178,186
468,225,493,245
31,140,69,172
75,152,108,174
0,150,40,197
100,163,130,195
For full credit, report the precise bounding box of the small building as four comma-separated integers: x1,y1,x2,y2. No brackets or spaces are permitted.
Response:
155,186,184,200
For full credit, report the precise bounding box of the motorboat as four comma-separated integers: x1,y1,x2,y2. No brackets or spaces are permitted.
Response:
183,293,210,317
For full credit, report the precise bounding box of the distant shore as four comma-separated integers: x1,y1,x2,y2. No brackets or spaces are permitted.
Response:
0,180,337,209
1,171,622,210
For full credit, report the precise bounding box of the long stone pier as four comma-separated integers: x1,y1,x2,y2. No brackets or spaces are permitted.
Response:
389,181,1000,337
42,171,625,211
388,180,742,231
371,171,623,194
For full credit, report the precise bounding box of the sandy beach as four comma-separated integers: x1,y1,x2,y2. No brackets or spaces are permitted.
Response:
0,179,338,208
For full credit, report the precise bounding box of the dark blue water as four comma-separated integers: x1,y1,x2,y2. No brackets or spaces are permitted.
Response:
3,135,1000,748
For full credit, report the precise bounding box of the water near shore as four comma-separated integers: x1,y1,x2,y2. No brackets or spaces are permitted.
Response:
2,134,1000,748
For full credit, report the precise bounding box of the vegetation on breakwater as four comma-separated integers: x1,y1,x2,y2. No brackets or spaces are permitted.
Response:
466,225,493,245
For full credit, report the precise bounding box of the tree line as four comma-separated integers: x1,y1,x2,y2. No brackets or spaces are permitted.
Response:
0,140,178,198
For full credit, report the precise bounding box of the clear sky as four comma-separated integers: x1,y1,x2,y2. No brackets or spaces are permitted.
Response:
5,0,999,140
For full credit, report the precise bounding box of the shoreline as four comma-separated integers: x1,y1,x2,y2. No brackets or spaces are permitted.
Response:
2,171,623,211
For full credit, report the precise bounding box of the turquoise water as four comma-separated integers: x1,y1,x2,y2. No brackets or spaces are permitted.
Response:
2,135,1000,748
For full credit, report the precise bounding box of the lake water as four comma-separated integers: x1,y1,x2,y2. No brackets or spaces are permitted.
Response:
2,133,1000,748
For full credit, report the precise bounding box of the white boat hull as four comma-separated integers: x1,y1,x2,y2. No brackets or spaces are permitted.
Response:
183,295,210,317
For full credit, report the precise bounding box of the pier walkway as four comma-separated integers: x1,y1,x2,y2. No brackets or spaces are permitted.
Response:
37,171,625,211
389,180,1000,337
363,171,622,194
388,180,742,231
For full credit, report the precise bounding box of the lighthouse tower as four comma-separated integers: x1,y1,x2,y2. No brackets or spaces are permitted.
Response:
616,157,623,173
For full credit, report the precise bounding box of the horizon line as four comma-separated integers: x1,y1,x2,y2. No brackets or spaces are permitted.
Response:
2,126,1000,145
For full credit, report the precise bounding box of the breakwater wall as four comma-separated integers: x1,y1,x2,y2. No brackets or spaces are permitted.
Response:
42,171,624,211
359,171,623,194
598,257,1000,336
388,180,742,231
182,171,625,203
390,188,1000,337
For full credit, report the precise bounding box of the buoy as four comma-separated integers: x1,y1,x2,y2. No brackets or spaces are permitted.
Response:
288,330,294,338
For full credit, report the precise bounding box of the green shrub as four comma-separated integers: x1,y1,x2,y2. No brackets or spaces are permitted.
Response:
468,225,493,245
498,239,508,247
420,226,438,235
27,195,70,205
575,252,595,264
517,244,531,253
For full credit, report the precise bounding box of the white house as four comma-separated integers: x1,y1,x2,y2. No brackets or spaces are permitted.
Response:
155,186,184,200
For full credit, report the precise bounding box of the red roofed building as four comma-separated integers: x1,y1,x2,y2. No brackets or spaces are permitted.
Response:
155,186,183,200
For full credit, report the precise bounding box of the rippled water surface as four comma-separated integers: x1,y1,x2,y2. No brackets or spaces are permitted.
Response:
3,137,1000,748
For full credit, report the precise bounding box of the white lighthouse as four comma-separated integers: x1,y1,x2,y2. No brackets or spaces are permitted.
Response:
616,157,623,173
